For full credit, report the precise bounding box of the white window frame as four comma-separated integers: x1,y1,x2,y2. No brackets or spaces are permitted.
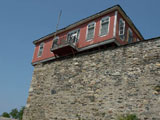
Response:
119,18,125,41
37,42,44,57
128,28,133,43
99,16,110,37
86,22,96,41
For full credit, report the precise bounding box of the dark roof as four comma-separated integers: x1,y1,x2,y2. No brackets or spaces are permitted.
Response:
33,5,144,44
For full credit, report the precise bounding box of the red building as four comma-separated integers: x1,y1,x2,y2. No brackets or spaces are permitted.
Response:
32,5,144,65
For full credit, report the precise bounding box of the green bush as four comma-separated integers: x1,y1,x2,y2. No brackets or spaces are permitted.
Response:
1,112,10,118
1,106,25,120
117,114,140,120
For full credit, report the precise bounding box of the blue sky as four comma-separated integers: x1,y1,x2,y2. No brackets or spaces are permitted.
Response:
0,0,160,114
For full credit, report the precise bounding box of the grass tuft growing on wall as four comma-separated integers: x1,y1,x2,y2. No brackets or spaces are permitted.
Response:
117,114,140,120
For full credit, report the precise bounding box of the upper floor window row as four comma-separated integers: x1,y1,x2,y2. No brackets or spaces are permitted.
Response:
86,16,110,41
38,16,111,57
37,42,44,57
51,29,80,49
119,18,125,40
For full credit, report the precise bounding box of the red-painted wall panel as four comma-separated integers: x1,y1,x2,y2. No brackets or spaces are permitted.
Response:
115,12,142,45
77,12,115,48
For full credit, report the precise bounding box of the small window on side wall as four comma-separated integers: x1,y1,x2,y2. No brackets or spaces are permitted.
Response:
119,18,125,40
86,22,95,41
128,28,133,43
99,16,110,36
37,42,44,57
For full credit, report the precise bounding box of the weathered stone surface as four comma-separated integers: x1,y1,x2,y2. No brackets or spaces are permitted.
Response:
0,117,17,120
23,38,160,120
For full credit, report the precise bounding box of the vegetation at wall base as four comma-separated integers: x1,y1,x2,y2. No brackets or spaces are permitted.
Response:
117,114,140,120
1,106,25,120
1,112,10,118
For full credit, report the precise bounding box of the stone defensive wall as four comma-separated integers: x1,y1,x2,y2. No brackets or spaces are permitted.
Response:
23,37,160,120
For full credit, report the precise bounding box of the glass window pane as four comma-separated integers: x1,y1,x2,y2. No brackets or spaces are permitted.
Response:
100,22,109,36
119,18,125,41
87,27,94,40
38,43,44,57
128,29,133,43
100,17,109,36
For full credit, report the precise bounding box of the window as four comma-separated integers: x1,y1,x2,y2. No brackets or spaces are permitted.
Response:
119,18,125,40
67,29,80,45
128,28,133,43
99,16,110,36
86,22,95,41
52,36,59,48
37,42,44,57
